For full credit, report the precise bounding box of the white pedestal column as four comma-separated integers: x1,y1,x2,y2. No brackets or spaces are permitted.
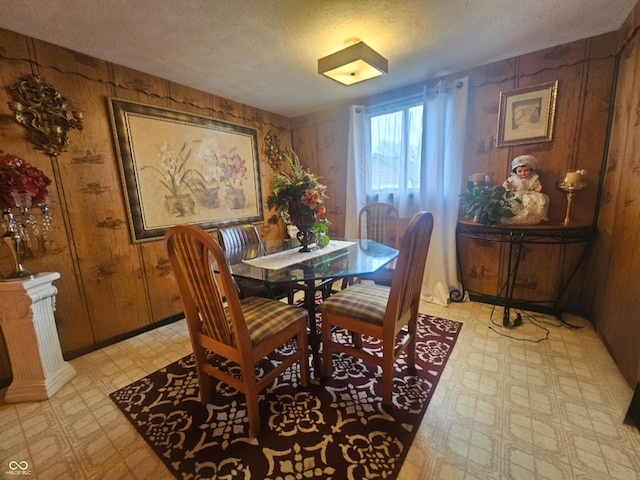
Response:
0,272,76,402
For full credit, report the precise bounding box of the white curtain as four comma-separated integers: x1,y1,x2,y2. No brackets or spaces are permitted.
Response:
365,100,423,217
420,78,469,305
345,105,366,238
347,79,468,306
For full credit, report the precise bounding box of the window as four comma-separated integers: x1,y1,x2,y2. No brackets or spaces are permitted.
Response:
365,96,423,198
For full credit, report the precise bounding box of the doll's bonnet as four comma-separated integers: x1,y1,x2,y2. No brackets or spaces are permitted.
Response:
511,155,538,173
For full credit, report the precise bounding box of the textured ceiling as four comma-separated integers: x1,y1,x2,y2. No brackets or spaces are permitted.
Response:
0,0,636,117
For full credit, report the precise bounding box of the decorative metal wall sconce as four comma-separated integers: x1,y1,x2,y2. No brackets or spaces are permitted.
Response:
7,74,84,156
264,130,288,171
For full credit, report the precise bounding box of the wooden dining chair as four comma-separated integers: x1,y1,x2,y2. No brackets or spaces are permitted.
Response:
343,202,400,287
217,224,293,303
320,211,434,408
359,202,400,246
165,224,310,437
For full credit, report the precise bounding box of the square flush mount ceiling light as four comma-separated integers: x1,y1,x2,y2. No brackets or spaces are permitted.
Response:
318,41,388,86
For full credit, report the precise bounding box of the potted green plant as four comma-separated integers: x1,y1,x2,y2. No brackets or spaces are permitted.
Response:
312,218,331,248
459,181,520,226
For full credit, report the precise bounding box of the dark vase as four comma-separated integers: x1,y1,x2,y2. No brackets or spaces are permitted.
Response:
292,208,316,252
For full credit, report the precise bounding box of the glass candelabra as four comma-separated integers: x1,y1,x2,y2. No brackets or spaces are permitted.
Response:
1,192,53,281
556,170,587,225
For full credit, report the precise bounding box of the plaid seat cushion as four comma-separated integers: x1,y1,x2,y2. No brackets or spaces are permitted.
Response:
318,283,390,326
229,296,307,345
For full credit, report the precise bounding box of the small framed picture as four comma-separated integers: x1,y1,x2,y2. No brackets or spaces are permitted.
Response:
496,81,558,148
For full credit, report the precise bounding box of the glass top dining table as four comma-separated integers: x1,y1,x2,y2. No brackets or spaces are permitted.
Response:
224,238,398,374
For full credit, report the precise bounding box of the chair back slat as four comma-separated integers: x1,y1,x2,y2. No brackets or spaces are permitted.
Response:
386,211,434,325
166,225,241,346
359,202,400,248
217,224,261,251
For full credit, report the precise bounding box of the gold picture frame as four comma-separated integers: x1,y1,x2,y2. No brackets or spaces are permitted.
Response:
496,81,558,148
108,98,263,243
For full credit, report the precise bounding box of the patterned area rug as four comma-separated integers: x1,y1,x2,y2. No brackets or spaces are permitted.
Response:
109,313,462,480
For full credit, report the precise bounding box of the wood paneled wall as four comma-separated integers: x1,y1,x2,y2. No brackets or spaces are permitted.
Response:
293,34,617,308
586,2,640,385
292,24,640,385
458,35,617,310
1,3,639,387
291,106,350,239
0,28,293,382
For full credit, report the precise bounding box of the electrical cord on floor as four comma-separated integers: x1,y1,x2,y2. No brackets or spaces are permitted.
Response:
483,235,588,336
487,304,551,343
553,313,586,330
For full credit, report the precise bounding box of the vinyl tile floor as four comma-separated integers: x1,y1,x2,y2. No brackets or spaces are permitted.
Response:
1,300,639,480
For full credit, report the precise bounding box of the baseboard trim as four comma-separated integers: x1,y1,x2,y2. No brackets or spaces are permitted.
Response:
64,313,185,360
1,313,185,391
624,383,640,431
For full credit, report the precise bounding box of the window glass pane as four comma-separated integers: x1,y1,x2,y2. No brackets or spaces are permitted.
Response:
369,111,402,191
366,99,423,195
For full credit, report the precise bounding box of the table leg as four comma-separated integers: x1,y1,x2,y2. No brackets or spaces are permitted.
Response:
303,280,322,376
291,277,335,376
503,233,524,327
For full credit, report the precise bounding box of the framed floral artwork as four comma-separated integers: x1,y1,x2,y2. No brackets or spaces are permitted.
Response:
108,98,263,243
496,81,558,147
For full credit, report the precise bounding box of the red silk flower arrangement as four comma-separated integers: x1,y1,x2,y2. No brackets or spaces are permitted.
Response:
0,154,51,209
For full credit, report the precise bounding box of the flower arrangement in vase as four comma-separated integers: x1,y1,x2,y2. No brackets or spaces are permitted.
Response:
191,138,249,209
0,154,51,207
220,152,248,209
0,153,52,279
142,139,197,217
266,150,328,252
142,138,251,215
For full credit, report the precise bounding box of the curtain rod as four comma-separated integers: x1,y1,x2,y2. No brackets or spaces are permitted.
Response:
359,78,466,113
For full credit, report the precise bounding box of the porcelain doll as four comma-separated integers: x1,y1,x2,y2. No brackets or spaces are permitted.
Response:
502,155,549,224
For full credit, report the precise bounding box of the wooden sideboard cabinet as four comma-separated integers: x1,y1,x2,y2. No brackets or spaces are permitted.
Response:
454,219,594,319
